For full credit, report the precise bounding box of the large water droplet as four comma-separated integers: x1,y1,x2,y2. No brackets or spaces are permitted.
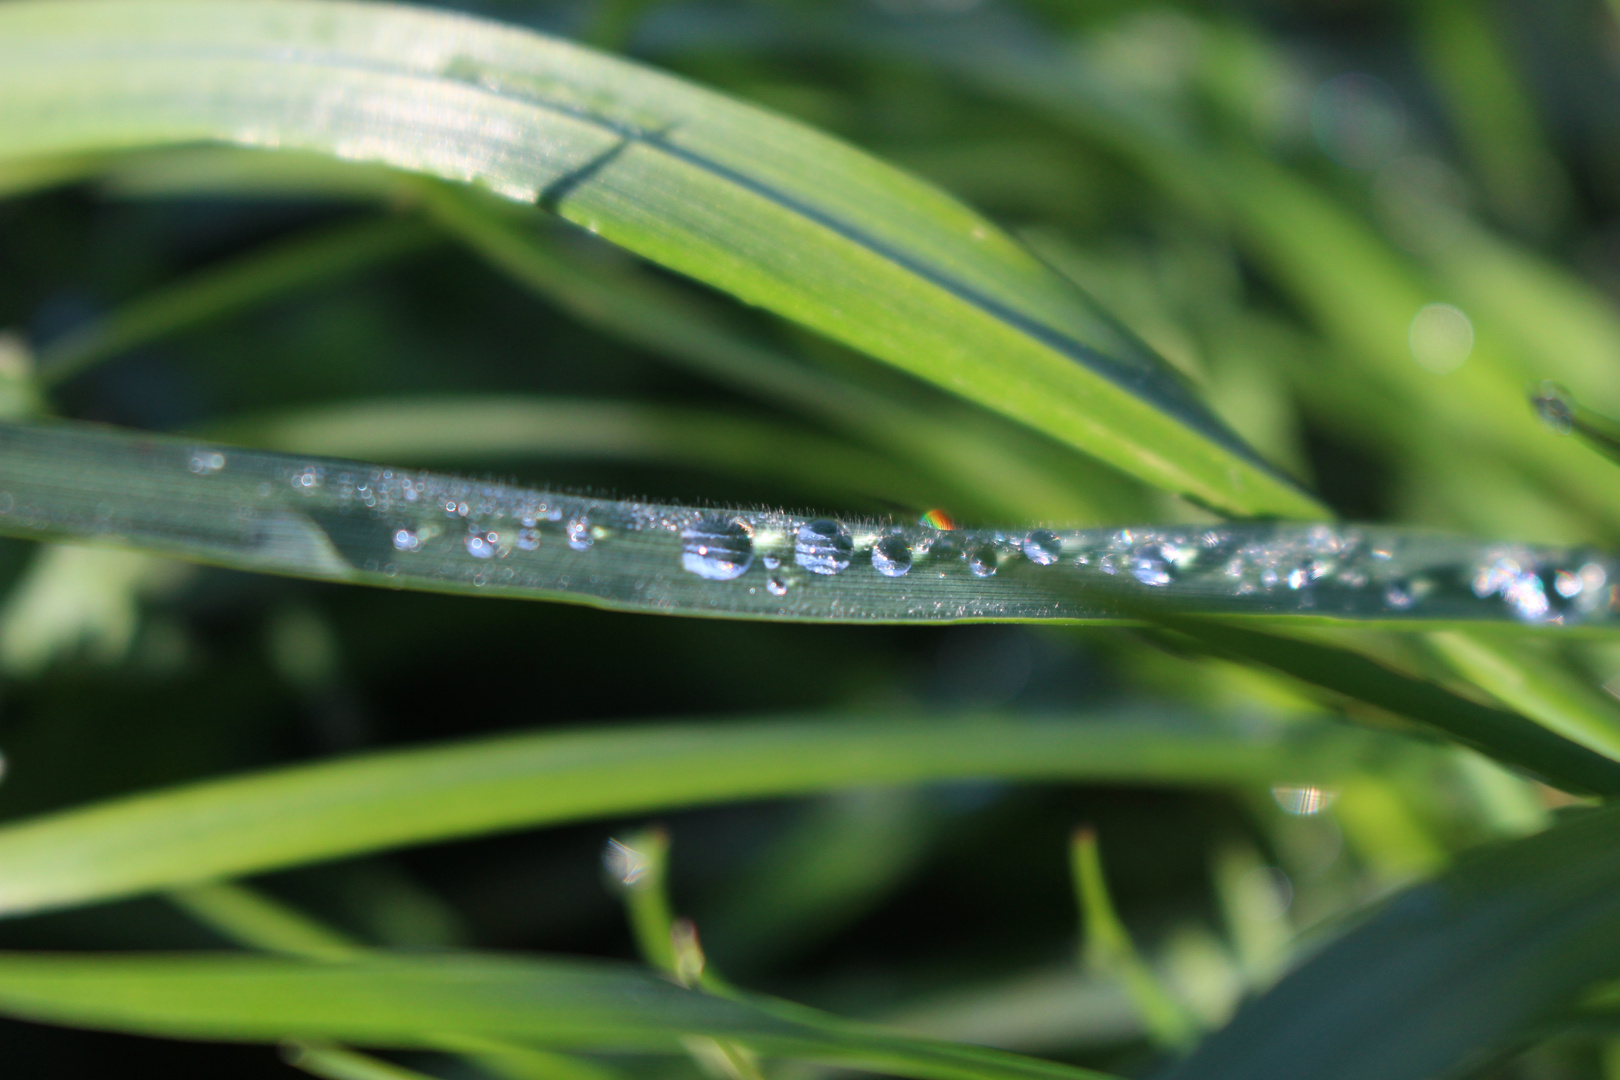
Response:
795,519,853,575
567,516,593,551
967,544,998,578
1129,543,1174,586
1022,530,1062,566
766,575,788,597
681,516,754,580
872,535,913,577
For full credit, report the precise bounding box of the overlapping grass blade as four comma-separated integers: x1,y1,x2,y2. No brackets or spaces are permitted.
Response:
0,950,1116,1080
0,709,1409,917
0,0,1319,518
1163,801,1620,1080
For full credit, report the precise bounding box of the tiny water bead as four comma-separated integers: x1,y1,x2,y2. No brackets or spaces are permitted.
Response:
795,518,853,575
766,575,788,597
967,543,998,578
393,528,421,553
872,534,913,577
681,515,754,581
516,528,540,551
1023,530,1062,566
566,517,593,551
188,451,225,475
465,529,499,559
1129,543,1174,586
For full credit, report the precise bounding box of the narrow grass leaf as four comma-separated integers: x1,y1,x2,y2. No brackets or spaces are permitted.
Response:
0,951,1118,1080
0,0,1318,517
1163,801,1620,1080
0,419,1611,625
0,710,1409,917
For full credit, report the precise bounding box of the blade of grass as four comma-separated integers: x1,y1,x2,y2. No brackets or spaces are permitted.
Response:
173,882,622,1080
0,0,1319,518
0,950,1119,1080
0,709,1413,918
285,1043,439,1080
1163,801,1620,1080
0,419,1611,625
34,216,440,386
1070,828,1196,1051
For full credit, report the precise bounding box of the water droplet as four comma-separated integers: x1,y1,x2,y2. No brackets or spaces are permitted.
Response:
1129,543,1174,586
466,530,498,559
681,515,754,580
766,575,788,597
1272,785,1338,816
516,528,540,551
794,519,853,575
967,544,998,578
567,517,593,551
762,555,781,570
292,466,322,490
188,451,225,475
1532,382,1574,434
872,535,913,577
393,528,421,552
1023,530,1062,566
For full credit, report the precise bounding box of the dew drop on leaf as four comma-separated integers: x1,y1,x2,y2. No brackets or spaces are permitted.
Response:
1129,543,1174,586
872,535,912,577
567,516,593,551
794,519,853,575
681,515,754,581
1022,530,1062,566
967,544,998,578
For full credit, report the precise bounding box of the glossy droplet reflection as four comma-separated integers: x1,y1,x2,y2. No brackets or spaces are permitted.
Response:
872,535,912,577
465,530,498,559
1022,530,1062,566
795,519,853,575
566,517,593,551
968,544,998,578
393,528,420,553
766,575,788,597
681,515,754,581
1129,543,1174,586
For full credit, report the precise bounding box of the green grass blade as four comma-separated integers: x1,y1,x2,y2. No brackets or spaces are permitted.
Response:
285,1043,438,1080
0,951,1118,1080
1162,801,1620,1080
0,710,1407,918
0,0,1320,517
35,216,439,385
1155,619,1620,796
0,419,1612,625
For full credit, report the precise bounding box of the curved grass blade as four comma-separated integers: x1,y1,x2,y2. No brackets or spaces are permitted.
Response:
0,419,1610,626
0,0,1320,518
0,709,1411,917
1163,801,1620,1080
0,950,1116,1080
35,216,440,385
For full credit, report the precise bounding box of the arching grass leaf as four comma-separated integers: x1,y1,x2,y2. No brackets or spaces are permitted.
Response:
0,0,1320,517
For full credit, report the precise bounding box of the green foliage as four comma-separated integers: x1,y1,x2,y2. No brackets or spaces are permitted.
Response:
2,1,1620,1079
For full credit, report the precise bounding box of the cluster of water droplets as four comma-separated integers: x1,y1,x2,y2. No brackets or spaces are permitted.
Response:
269,455,1619,623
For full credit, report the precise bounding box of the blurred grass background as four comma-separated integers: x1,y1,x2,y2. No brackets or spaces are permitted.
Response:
5,0,1620,1076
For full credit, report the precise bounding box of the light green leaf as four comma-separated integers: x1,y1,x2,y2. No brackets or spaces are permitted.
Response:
0,706,1405,918
0,950,1116,1080
0,0,1319,517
